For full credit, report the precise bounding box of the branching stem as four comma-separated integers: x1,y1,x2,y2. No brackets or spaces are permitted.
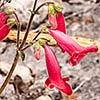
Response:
19,0,38,49
0,0,55,95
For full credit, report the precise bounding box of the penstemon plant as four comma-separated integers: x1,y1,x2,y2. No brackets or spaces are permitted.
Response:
0,0,99,99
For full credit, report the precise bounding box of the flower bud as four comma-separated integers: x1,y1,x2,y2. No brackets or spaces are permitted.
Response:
34,50,40,60
0,12,12,40
34,42,41,60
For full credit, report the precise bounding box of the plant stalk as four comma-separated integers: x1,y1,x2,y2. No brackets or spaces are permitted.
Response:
0,51,19,94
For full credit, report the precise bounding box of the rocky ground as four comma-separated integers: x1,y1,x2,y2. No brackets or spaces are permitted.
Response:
0,0,100,100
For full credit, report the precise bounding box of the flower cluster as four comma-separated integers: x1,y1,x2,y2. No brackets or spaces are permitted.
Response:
0,2,99,98
43,3,98,96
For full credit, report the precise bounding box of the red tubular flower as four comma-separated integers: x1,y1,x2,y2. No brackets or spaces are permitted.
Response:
49,12,66,33
44,44,72,95
48,29,98,66
0,24,10,40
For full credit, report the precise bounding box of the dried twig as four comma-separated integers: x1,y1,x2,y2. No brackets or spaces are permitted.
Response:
5,30,100,54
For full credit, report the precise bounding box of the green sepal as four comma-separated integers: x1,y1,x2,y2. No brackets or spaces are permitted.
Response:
48,5,55,15
39,38,47,46
53,2,63,12
41,26,48,33
7,18,16,27
34,42,40,51
18,50,25,61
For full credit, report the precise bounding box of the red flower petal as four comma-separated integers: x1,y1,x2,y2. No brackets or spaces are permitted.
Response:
0,12,7,28
56,12,66,33
60,80,73,95
0,24,10,40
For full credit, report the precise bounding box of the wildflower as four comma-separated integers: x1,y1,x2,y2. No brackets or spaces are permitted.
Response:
34,50,40,60
44,44,72,95
48,29,98,66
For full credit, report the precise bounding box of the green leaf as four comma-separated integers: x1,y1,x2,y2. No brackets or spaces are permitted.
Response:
28,42,33,46
18,51,25,61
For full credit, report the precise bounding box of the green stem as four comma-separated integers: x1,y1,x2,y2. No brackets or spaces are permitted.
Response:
13,12,21,48
0,51,19,94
